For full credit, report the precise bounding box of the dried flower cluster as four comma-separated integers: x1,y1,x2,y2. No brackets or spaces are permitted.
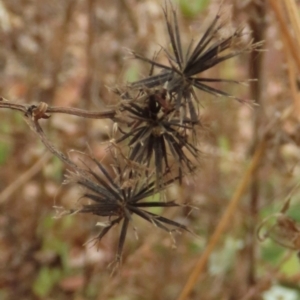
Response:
0,4,258,265
65,154,193,262
67,5,257,263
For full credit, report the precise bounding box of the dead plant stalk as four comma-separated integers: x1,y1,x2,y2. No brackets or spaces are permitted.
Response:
177,139,266,300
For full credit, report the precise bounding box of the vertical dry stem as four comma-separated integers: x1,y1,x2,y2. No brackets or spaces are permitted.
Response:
177,140,266,300
268,0,300,70
247,0,266,288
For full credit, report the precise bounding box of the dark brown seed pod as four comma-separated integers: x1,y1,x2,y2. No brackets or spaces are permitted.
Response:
63,155,194,264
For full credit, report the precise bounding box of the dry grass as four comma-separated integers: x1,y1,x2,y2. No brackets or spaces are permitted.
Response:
1,1,300,300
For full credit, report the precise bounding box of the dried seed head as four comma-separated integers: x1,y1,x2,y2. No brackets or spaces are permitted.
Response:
114,89,199,184
130,3,258,122
61,155,194,264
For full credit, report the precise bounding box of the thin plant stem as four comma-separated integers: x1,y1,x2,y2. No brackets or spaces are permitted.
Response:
51,0,76,105
28,120,77,168
283,36,300,117
268,0,300,71
283,0,300,52
177,139,266,300
0,152,52,204
0,99,116,119
248,0,266,288
281,0,300,117
45,106,116,119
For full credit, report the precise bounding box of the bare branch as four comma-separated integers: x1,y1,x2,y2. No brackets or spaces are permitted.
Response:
0,98,116,120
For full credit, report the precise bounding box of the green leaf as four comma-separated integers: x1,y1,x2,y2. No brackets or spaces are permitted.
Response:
40,215,56,230
0,141,11,165
43,237,70,270
32,267,62,297
218,135,230,153
281,254,300,276
125,63,139,82
49,156,64,181
261,241,285,264
286,206,300,222
179,0,210,18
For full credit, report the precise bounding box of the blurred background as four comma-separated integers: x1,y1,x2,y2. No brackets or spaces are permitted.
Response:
0,0,300,299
